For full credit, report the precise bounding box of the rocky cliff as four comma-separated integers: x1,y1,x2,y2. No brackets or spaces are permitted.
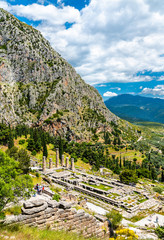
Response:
0,8,119,140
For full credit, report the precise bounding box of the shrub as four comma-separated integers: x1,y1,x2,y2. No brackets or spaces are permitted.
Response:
4,205,22,216
155,226,164,238
52,193,61,202
32,150,37,156
153,186,163,194
106,210,122,229
119,169,138,185
35,172,40,178
115,228,138,239
0,211,5,219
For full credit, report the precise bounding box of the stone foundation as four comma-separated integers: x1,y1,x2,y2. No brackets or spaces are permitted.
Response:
4,199,109,239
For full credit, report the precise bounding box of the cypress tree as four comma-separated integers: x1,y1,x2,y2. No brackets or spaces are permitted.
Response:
59,137,63,160
119,155,122,168
123,157,126,167
161,170,164,182
8,125,14,149
42,135,48,158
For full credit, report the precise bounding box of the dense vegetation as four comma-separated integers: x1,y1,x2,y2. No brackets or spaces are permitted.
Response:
0,122,163,185
0,150,33,213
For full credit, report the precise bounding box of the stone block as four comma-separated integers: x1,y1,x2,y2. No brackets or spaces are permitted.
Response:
59,202,71,209
47,200,60,208
36,219,46,224
23,199,45,209
22,202,48,215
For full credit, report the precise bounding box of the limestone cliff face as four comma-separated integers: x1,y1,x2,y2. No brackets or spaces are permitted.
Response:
0,8,118,140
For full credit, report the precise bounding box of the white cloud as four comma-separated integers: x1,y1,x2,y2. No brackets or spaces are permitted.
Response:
10,4,80,25
141,85,164,96
110,87,121,91
0,1,10,11
2,0,164,84
99,84,106,87
139,86,143,89
158,76,164,81
103,91,118,97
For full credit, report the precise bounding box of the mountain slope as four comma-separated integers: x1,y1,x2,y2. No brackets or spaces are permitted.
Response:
105,94,164,123
0,8,121,140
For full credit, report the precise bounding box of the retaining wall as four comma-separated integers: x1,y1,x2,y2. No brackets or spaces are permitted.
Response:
3,199,109,239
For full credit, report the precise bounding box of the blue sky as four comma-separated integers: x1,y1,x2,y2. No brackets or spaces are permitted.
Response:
1,0,164,100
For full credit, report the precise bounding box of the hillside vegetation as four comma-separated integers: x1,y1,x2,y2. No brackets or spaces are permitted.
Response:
105,94,164,124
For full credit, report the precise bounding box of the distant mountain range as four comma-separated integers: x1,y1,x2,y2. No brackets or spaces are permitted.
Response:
105,94,164,123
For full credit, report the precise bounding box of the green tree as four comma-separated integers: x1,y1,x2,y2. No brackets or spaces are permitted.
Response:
119,169,138,185
6,146,18,159
27,138,35,151
0,123,10,145
0,151,33,211
43,138,48,158
59,137,63,160
8,126,14,149
17,149,30,174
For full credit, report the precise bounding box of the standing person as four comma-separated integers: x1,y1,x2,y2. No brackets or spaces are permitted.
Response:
36,184,39,193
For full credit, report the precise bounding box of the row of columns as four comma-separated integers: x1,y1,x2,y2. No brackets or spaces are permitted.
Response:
42,148,74,171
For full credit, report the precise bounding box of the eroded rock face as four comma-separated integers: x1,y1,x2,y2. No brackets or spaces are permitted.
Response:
0,8,118,140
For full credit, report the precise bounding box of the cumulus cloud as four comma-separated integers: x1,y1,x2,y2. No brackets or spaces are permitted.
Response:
141,85,164,96
2,0,164,85
103,91,118,97
139,86,143,89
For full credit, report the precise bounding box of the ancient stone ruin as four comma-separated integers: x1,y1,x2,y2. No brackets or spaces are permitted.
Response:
42,153,74,171
4,199,109,239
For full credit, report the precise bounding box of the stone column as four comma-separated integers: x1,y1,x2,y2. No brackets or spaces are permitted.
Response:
71,158,74,171
42,156,46,172
66,157,69,169
49,158,52,169
61,154,65,167
56,148,59,168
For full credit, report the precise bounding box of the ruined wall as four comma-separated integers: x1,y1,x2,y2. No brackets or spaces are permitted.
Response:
4,199,109,239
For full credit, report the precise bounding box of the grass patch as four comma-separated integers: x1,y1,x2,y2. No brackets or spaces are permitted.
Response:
75,159,92,171
82,182,113,191
129,213,146,222
32,176,42,185
138,198,147,203
0,225,98,240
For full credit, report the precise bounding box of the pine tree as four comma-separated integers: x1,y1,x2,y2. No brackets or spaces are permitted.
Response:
8,125,14,149
118,137,121,145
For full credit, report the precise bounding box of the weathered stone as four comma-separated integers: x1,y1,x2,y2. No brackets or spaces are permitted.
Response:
49,158,53,169
47,200,60,208
23,199,45,209
66,157,69,169
22,202,48,215
59,202,71,209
